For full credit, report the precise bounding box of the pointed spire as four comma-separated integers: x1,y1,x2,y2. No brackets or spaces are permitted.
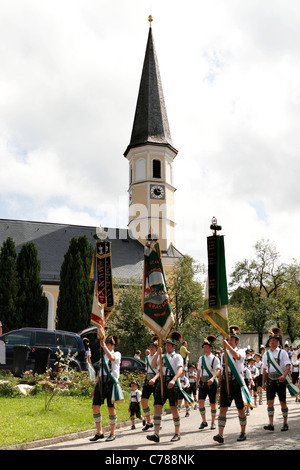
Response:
124,19,177,157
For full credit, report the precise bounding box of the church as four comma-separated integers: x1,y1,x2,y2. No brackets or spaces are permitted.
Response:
0,17,183,330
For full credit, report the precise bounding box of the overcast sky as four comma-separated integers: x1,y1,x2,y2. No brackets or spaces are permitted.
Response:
1,0,300,274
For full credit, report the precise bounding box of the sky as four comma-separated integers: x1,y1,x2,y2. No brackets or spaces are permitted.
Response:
1,0,300,274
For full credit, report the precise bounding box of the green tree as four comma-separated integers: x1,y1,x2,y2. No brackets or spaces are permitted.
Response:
17,242,47,327
230,239,289,345
168,255,205,335
56,236,93,332
112,280,152,356
0,237,20,332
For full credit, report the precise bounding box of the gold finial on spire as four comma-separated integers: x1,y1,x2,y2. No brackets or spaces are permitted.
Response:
148,15,153,27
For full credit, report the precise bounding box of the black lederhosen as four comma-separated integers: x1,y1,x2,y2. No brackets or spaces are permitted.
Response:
92,376,115,408
142,373,156,399
129,402,142,418
154,377,180,407
219,377,244,410
255,375,263,387
188,382,197,396
266,377,286,402
198,379,218,404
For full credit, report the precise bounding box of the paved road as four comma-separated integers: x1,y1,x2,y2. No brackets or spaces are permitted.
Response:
27,394,300,453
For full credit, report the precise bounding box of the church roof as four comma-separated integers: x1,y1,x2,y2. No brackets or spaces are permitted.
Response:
0,219,144,285
0,219,182,285
124,25,177,157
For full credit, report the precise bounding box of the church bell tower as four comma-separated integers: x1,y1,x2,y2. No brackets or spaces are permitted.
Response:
124,16,178,253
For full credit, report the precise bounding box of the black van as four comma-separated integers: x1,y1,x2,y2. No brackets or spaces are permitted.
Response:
0,328,88,374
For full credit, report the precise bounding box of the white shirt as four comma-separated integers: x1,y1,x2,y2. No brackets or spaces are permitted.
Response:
145,354,158,373
130,389,142,403
100,351,121,380
248,365,259,378
197,353,221,377
262,347,291,373
221,348,246,376
179,375,190,388
156,352,183,377
255,360,263,375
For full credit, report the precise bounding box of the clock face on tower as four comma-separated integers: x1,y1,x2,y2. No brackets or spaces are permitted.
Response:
150,184,165,199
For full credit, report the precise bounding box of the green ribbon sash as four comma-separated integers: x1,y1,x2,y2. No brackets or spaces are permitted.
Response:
201,355,218,387
266,350,300,397
225,351,254,408
163,355,194,404
102,357,124,404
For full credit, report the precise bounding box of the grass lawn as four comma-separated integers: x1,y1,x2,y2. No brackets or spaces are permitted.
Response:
0,393,132,448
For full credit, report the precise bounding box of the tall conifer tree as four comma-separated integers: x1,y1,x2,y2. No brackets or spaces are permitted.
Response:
56,236,93,332
17,242,47,327
0,237,20,332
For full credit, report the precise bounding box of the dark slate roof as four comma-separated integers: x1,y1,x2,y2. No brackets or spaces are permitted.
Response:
0,219,145,285
0,219,183,285
124,26,178,157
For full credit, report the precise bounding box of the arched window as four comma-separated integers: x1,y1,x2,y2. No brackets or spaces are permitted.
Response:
152,159,161,178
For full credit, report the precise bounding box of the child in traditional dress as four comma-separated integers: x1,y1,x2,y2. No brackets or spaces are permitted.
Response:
128,380,145,429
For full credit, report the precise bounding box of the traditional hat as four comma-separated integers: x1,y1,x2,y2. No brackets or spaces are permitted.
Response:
148,336,159,347
130,379,139,387
254,352,261,358
164,331,182,347
105,335,120,346
202,335,217,348
268,327,282,342
229,325,240,340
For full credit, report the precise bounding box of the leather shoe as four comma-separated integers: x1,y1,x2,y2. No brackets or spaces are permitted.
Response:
105,434,116,442
264,424,274,431
170,434,181,442
237,432,246,441
147,433,160,443
89,433,104,441
142,423,153,431
281,423,289,431
213,434,224,444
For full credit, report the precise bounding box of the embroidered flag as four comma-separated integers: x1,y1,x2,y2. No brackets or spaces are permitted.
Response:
90,240,114,339
203,234,230,338
142,237,174,339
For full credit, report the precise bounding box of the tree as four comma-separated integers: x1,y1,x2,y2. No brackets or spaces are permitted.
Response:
0,237,20,332
17,242,48,328
230,239,289,346
56,236,93,332
168,255,205,334
112,280,152,356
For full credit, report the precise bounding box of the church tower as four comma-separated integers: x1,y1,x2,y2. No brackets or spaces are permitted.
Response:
124,17,178,253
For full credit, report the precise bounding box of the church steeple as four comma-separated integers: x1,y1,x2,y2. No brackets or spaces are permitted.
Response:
125,18,178,253
124,19,177,157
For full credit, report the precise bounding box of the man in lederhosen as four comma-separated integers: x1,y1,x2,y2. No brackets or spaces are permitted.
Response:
213,326,247,444
197,335,221,430
146,331,183,443
89,335,121,442
262,327,291,431
141,336,159,431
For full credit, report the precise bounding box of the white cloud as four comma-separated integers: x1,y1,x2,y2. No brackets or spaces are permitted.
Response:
1,0,300,273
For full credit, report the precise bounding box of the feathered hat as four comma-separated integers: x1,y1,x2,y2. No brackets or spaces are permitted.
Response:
148,336,159,347
268,327,282,342
164,331,182,347
202,335,217,348
105,335,120,346
229,325,240,340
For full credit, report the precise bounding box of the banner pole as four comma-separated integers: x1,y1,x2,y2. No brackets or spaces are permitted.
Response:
158,337,164,400
223,339,230,398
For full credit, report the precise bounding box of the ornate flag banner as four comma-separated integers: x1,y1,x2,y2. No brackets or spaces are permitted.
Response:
203,234,230,338
90,240,114,339
142,238,174,339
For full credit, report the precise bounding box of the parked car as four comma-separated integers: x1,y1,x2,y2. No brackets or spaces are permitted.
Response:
0,328,88,374
93,356,145,376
